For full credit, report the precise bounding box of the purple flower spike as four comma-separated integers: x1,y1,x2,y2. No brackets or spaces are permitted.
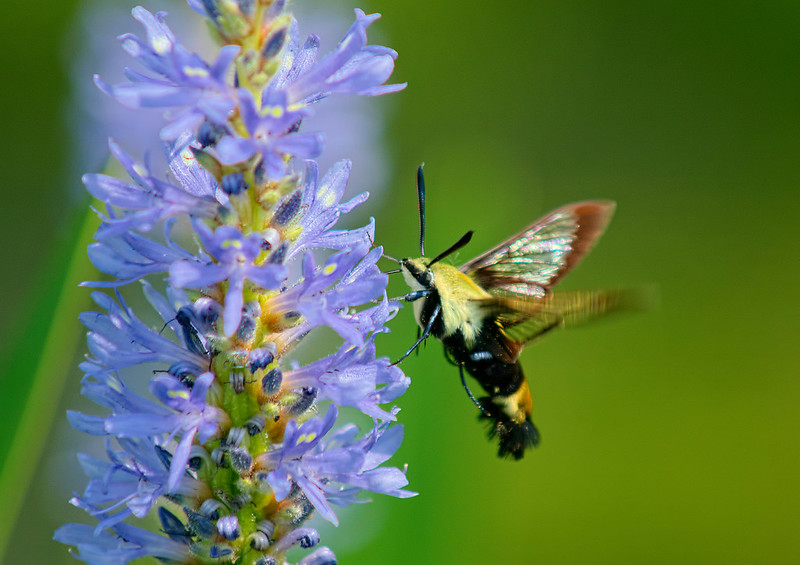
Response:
62,2,409,563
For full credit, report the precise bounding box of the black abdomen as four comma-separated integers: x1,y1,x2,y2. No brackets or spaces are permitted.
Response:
442,319,524,397
442,318,540,459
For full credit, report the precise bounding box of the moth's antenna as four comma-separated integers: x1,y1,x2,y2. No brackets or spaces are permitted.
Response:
427,231,473,267
416,163,426,256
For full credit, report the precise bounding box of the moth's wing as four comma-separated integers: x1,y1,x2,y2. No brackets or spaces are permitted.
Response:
460,201,616,302
497,288,640,346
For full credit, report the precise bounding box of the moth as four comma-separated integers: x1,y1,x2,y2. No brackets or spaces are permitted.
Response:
388,166,625,459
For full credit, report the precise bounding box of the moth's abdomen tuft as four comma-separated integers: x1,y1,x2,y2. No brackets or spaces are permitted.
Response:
478,397,540,460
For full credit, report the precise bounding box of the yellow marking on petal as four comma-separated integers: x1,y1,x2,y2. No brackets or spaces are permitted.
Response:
223,240,243,249
168,390,190,400
183,66,210,78
316,187,337,208
297,432,317,444
261,106,284,118
284,225,303,241
288,103,305,112
323,264,337,275
152,37,171,55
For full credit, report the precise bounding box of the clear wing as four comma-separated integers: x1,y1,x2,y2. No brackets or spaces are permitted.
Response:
460,201,616,302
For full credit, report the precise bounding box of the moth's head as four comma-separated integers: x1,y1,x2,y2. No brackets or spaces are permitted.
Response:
400,257,434,289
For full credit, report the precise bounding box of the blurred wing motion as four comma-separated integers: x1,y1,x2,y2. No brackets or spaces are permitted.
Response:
497,288,641,345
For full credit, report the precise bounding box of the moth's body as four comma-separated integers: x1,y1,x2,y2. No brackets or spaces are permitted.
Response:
400,259,538,457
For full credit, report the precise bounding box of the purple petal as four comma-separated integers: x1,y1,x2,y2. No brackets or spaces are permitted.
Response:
216,135,259,164
222,275,245,336
168,430,196,492
169,261,228,287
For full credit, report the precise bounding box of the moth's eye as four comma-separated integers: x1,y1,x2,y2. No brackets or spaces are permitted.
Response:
419,270,434,287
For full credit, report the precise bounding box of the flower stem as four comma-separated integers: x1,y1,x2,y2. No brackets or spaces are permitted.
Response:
0,201,98,561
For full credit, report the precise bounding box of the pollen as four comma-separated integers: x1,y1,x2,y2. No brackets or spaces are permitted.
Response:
323,264,337,275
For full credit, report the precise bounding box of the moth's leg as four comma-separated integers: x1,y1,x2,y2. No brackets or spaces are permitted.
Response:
379,289,430,304
393,303,440,365
459,364,491,417
393,289,430,303
370,289,430,305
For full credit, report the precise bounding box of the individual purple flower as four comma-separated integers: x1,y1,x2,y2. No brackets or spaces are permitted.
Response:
258,405,414,526
95,6,239,139
276,9,406,105
66,433,205,532
283,338,409,421
54,521,193,565
104,372,224,491
83,220,198,286
317,413,413,506
215,87,323,178
81,291,209,374
169,222,287,335
287,159,371,258
85,139,219,239
268,245,388,346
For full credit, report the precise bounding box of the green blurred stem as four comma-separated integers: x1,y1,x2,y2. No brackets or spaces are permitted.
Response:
0,203,98,561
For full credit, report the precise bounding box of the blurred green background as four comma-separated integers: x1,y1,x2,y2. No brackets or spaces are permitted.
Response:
1,0,799,563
